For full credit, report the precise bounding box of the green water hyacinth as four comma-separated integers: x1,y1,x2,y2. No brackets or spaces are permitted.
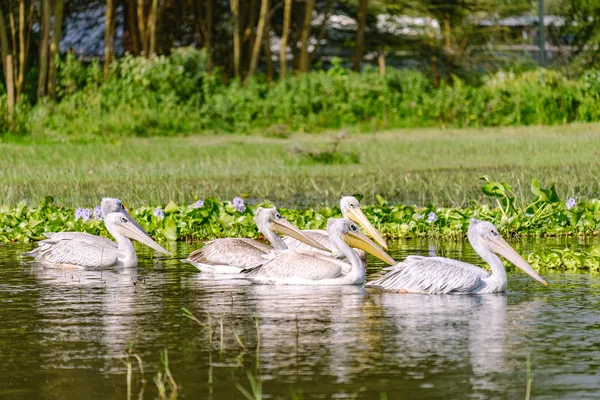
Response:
1,179,600,272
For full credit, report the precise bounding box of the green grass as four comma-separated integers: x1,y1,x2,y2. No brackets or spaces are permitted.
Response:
2,123,600,207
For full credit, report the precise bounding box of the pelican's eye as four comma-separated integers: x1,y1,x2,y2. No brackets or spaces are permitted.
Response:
490,229,498,236
350,224,358,231
276,213,283,219
120,216,128,223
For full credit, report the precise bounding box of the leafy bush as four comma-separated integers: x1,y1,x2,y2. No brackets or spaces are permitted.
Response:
6,49,600,137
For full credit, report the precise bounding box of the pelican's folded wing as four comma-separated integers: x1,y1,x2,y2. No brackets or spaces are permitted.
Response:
366,257,489,294
25,238,119,268
243,251,345,281
186,238,270,270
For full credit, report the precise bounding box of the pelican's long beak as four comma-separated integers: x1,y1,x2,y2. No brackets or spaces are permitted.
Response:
346,207,388,250
270,219,331,253
341,230,396,265
484,235,547,286
118,214,172,257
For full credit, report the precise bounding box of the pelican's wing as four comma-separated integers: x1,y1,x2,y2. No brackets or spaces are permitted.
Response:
185,238,271,272
24,235,119,268
41,232,117,249
366,256,489,294
242,251,348,281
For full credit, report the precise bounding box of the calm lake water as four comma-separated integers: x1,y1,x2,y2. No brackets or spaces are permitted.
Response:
1,239,599,399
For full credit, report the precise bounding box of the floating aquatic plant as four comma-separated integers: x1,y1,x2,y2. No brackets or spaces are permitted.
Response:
94,205,103,221
427,212,437,224
75,207,92,222
232,197,245,212
153,207,165,220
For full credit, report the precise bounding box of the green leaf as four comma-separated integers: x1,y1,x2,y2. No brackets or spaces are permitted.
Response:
375,194,387,206
41,196,54,207
481,182,506,198
531,180,561,203
164,201,179,214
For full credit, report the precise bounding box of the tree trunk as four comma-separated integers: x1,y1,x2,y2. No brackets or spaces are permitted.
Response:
352,0,368,72
309,0,334,63
147,0,159,56
137,0,148,55
279,0,292,78
377,51,385,76
6,54,14,124
443,13,451,54
205,0,213,72
48,0,64,99
0,6,14,121
194,0,212,71
125,0,140,54
263,14,273,85
298,0,314,73
245,0,257,52
246,0,269,81
230,0,241,77
37,0,51,99
194,0,205,48
0,5,9,81
16,0,26,101
104,0,115,78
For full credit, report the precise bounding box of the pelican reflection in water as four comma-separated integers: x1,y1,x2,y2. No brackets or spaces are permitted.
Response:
24,198,171,268
282,196,388,261
242,218,395,285
367,219,547,294
184,207,330,274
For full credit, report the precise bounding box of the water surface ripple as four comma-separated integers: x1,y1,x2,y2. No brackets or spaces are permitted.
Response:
0,241,599,399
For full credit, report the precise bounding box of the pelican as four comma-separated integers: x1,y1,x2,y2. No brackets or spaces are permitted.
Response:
366,219,547,294
241,218,396,285
282,196,388,262
184,207,330,274
24,198,171,268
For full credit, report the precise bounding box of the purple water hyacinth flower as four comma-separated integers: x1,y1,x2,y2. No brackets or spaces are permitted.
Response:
153,207,165,220
566,197,577,210
427,212,437,224
232,197,245,212
81,208,92,222
75,207,92,222
415,213,424,220
94,206,103,221
194,199,205,209
75,208,84,221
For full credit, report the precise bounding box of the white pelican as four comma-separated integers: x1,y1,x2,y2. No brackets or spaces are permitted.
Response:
24,198,171,268
282,196,387,262
366,219,547,294
241,218,396,285
184,207,330,274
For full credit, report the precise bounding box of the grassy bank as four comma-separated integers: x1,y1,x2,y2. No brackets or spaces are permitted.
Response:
2,124,600,207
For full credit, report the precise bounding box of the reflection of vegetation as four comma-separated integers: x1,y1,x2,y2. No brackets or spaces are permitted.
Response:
182,307,264,399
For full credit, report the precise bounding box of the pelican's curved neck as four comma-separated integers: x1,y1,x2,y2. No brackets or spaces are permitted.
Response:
332,234,365,284
471,237,507,291
106,221,137,268
261,225,287,250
